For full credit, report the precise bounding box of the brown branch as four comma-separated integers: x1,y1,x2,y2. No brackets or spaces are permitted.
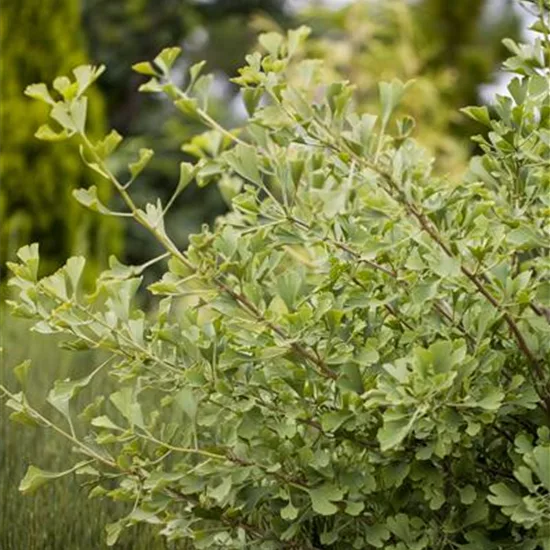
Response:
216,279,337,381
287,214,477,345
301,113,550,417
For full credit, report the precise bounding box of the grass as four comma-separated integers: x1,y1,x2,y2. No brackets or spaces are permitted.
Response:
0,310,172,550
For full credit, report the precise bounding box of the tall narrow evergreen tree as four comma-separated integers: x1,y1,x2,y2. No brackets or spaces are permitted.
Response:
0,0,121,279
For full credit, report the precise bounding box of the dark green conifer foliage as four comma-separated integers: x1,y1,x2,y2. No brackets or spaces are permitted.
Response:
0,0,121,279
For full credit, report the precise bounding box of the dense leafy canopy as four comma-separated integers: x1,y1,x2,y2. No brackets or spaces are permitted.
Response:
3,1,550,548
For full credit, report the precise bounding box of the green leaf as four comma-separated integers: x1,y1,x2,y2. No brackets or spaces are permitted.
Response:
258,346,289,359
287,26,311,57
338,362,364,394
9,409,41,428
175,387,198,422
405,249,425,271
531,446,550,490
105,255,141,280
188,61,207,90
73,186,111,214
53,76,78,100
308,484,344,516
356,346,379,366
475,388,504,411
276,269,303,310
94,130,123,159
91,416,122,431
129,148,154,181
365,524,391,548
321,411,353,433
5,394,42,427
411,281,438,304
396,115,416,138
281,501,299,520
459,485,477,505
79,146,109,178
320,530,338,545
88,485,109,499
432,253,461,278
242,88,263,116
386,514,411,542
14,243,39,280
225,143,261,185
105,520,124,547
464,499,489,528
378,410,416,451
514,466,535,491
527,74,549,99
72,65,106,96
382,361,409,383
132,62,157,76
24,83,55,105
13,360,31,386
218,175,243,205
175,162,198,196
259,32,283,57
35,124,72,142
506,226,545,249
19,465,72,495
461,106,492,127
143,472,185,492
41,271,68,300
65,256,86,293
488,483,522,507
508,77,527,104
208,477,232,503
138,78,163,93
51,102,77,131
175,95,200,118
345,500,365,516
110,387,145,429
502,38,520,55
429,340,454,373
154,47,182,74
137,200,165,234
325,82,352,119
47,368,100,420
379,79,408,128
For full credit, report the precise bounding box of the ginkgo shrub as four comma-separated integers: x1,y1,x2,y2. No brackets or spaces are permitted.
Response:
3,1,550,548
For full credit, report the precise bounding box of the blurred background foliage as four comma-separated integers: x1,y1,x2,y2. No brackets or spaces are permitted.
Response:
0,0,122,282
298,0,520,174
0,0,524,548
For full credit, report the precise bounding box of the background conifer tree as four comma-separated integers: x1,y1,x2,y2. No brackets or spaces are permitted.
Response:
0,0,121,280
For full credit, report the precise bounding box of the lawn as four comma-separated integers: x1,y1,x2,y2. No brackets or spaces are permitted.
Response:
0,310,170,550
